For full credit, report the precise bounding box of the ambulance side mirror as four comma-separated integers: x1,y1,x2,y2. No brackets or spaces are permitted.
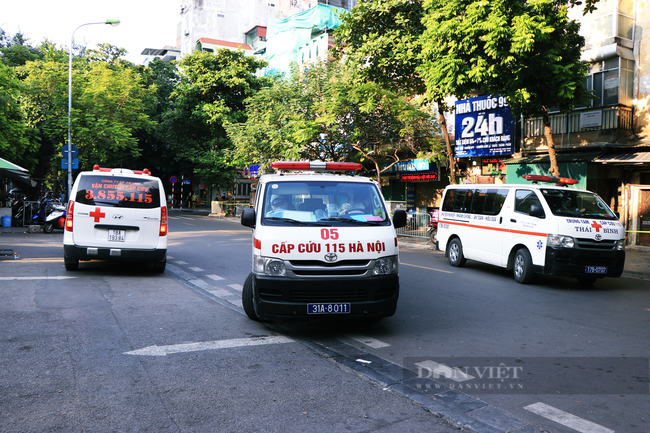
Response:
529,204,545,219
393,209,407,228
241,208,256,228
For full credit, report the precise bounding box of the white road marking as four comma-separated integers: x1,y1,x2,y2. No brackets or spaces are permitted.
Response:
524,402,614,433
124,336,294,356
347,335,390,349
189,267,204,272
414,360,475,382
0,276,77,280
166,256,174,260
206,274,224,281
174,261,188,265
228,284,243,292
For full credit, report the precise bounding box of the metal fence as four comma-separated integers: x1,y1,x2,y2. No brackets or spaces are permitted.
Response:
396,212,431,239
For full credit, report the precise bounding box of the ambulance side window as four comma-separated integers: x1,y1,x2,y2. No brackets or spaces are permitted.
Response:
452,190,468,212
470,189,488,214
515,190,544,216
492,189,509,215
442,190,456,211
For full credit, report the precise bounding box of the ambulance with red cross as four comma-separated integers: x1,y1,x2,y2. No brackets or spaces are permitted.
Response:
240,161,407,322
436,175,626,285
63,165,168,272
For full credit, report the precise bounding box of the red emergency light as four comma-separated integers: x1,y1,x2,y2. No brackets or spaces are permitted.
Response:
523,175,579,185
272,161,362,171
93,165,151,175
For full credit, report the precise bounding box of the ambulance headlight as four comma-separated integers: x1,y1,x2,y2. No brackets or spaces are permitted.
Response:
253,254,286,276
547,234,574,248
373,256,398,275
616,239,625,251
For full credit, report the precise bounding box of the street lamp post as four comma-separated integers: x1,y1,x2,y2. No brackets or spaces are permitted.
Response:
67,19,120,200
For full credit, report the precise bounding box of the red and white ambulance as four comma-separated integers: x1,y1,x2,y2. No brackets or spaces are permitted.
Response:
63,165,168,272
240,161,407,322
436,175,626,284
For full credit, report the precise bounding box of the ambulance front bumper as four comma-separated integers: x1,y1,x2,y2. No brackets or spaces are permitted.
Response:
251,274,399,321
542,247,625,278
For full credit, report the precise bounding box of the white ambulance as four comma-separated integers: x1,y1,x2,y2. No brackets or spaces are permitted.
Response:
63,165,168,272
240,161,407,322
437,175,626,284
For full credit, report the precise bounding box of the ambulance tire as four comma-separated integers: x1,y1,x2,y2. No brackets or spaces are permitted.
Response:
242,273,260,321
64,256,79,271
447,238,467,267
513,248,533,284
152,256,166,273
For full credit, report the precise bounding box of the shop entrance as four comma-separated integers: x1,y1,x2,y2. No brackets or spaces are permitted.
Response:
639,189,650,247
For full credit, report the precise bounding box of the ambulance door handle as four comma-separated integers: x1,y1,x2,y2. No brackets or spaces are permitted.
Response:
499,217,502,224
510,218,517,223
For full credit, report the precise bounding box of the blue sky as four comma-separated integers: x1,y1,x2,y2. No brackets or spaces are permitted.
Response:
1,0,181,63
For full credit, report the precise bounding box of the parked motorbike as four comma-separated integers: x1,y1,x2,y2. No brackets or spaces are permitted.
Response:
43,203,67,233
427,219,438,244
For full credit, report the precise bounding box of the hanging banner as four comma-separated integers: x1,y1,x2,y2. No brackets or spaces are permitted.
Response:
454,94,514,157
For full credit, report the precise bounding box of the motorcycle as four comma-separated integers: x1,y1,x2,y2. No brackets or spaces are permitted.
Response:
43,202,67,233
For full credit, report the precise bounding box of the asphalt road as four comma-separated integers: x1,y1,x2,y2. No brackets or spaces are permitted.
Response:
1,211,648,433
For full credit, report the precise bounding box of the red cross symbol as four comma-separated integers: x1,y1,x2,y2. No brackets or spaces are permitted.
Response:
89,207,105,223
590,220,603,232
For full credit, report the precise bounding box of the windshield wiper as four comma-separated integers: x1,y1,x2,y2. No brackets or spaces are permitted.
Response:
263,217,331,226
320,217,382,225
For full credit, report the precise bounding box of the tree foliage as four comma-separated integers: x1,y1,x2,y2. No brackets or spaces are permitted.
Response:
159,49,268,188
228,62,440,183
419,0,591,177
0,61,34,167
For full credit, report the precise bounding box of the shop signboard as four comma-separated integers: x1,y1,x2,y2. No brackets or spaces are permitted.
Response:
384,159,430,173
454,94,514,157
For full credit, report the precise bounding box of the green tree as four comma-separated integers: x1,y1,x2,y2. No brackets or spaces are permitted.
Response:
419,0,591,177
17,43,155,185
0,30,42,67
0,61,34,168
160,49,268,188
333,0,457,183
228,62,439,183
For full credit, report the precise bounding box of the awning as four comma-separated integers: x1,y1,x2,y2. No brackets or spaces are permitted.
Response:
0,157,34,186
594,150,650,164
0,157,28,172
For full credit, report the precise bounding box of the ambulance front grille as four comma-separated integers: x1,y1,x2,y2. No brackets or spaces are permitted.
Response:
574,238,617,250
290,288,370,303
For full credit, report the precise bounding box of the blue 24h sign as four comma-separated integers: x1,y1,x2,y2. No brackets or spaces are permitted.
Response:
454,94,514,158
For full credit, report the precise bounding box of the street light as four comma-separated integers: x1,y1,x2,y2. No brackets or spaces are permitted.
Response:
67,19,120,200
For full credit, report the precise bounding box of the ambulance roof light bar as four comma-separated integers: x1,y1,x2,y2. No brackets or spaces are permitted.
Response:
271,161,362,172
93,165,151,176
522,174,579,185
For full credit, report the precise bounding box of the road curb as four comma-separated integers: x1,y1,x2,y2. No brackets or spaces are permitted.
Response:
301,338,546,433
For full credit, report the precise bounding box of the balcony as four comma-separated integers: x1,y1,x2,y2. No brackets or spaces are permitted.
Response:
523,105,634,151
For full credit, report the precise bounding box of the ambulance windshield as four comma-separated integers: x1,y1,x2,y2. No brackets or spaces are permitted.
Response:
262,181,389,225
541,189,617,220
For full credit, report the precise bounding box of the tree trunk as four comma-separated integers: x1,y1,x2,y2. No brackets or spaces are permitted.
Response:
437,99,456,184
373,159,382,186
542,107,560,178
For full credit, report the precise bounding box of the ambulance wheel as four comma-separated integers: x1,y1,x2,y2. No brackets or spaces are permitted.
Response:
242,273,260,321
64,256,79,271
447,238,466,267
152,256,166,273
513,248,533,284
43,222,54,233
